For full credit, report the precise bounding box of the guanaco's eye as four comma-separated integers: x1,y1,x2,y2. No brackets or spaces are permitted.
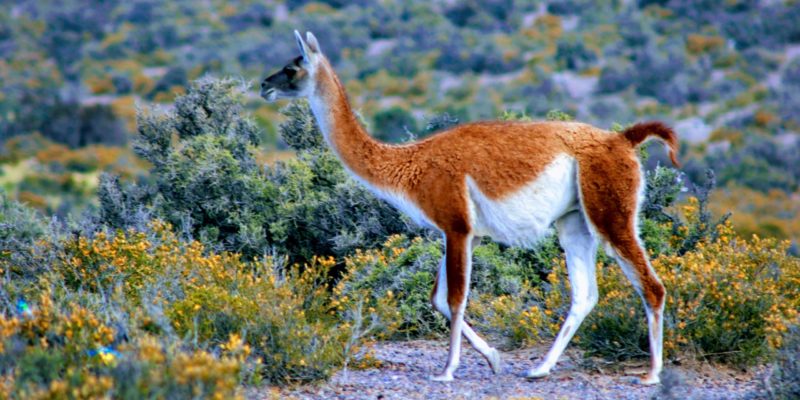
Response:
284,67,296,79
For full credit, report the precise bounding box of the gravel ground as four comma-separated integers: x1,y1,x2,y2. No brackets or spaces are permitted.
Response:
250,340,765,399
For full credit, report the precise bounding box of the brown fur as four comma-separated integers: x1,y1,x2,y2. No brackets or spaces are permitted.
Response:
623,121,681,167
445,233,470,308
575,133,666,309
312,57,676,312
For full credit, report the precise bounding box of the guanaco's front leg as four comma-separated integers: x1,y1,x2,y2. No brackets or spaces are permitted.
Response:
430,231,473,381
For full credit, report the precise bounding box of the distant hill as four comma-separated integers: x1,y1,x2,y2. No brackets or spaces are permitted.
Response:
1,0,798,244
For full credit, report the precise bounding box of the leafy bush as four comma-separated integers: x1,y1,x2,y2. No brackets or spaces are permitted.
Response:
555,36,598,71
101,78,415,263
688,137,800,193
265,150,413,262
277,100,326,151
766,325,800,400
372,106,418,143
0,214,401,396
587,220,799,364
131,78,273,255
597,64,634,94
0,192,49,284
338,235,443,338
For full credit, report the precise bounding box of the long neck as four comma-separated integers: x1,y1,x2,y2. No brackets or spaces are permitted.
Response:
307,60,396,188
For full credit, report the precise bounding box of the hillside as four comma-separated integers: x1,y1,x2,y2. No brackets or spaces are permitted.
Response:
0,1,799,399
1,0,799,245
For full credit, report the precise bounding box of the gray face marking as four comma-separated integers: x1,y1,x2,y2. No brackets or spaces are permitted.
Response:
261,56,308,102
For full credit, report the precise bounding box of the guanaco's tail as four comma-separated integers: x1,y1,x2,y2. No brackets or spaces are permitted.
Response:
622,121,680,167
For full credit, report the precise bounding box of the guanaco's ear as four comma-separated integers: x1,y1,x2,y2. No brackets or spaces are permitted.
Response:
294,30,312,61
305,31,321,54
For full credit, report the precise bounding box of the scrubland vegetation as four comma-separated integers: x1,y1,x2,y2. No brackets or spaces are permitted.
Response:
2,0,799,242
1,0,799,398
1,78,797,398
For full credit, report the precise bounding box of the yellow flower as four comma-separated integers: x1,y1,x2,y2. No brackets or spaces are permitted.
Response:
99,350,116,365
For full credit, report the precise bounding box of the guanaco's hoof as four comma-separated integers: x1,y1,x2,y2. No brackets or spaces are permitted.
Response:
429,373,454,382
525,365,551,379
640,373,661,385
486,348,502,374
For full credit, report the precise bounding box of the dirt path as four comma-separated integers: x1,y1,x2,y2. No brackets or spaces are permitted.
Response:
251,340,765,399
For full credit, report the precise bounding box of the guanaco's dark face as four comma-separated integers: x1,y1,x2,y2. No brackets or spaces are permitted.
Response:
261,56,311,102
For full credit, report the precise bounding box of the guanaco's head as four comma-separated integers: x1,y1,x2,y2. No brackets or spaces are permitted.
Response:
261,30,323,102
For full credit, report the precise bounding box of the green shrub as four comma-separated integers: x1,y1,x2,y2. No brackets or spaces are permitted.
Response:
130,77,274,255
264,147,412,263
100,78,416,263
555,35,598,71
277,100,325,151
583,220,799,365
338,235,444,338
0,217,401,396
664,170,729,255
0,192,49,284
767,325,800,400
336,232,564,343
372,106,417,143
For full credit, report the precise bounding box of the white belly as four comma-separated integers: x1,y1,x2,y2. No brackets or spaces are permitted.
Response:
466,154,578,248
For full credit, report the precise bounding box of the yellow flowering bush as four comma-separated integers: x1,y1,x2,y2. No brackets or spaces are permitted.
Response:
2,174,798,398
658,224,798,361
467,198,799,367
469,292,553,348
0,294,245,399
469,257,570,349
336,235,442,338
577,212,799,364
1,217,402,397
57,220,189,301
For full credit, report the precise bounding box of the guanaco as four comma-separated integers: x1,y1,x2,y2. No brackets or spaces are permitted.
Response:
261,31,679,385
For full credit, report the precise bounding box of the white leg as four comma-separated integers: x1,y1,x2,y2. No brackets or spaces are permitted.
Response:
431,237,501,376
430,234,500,381
431,304,464,382
642,304,664,384
528,212,598,378
612,252,665,385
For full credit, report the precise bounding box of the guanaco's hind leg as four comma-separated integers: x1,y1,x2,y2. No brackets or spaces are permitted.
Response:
527,211,599,379
607,243,665,385
577,157,666,385
430,236,501,379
